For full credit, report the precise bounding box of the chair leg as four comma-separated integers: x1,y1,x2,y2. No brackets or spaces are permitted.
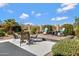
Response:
20,42,21,46
26,41,30,45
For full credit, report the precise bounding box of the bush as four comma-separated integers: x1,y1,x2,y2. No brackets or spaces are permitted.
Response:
52,39,79,56
62,24,74,36
0,29,5,37
75,26,79,38
42,25,54,34
12,25,22,32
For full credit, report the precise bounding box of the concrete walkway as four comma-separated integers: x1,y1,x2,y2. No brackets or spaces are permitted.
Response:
0,38,56,56
10,39,56,56
0,42,35,56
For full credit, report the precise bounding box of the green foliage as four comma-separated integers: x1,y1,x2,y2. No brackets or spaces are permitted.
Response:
75,26,79,37
62,24,74,36
74,17,79,37
12,25,22,32
74,17,79,26
3,19,19,34
52,39,79,56
47,25,53,32
42,25,53,33
0,29,5,37
4,19,19,28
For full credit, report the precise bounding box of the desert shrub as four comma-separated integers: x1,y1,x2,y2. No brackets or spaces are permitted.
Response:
52,39,79,56
0,29,5,37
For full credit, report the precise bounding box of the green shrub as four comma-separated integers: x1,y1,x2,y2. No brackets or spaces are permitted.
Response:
0,29,5,37
42,25,53,33
12,25,22,32
75,26,79,38
52,39,79,56
62,24,74,36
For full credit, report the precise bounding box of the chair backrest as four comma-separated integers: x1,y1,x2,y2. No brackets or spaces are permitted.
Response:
35,33,38,38
21,30,30,42
13,32,19,39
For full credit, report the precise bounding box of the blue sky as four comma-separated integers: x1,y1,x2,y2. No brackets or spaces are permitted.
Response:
0,3,79,25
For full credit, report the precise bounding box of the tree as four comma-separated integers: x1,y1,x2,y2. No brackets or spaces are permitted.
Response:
3,19,19,34
47,25,53,32
12,25,22,32
74,17,79,37
42,25,53,33
74,17,79,27
62,24,74,36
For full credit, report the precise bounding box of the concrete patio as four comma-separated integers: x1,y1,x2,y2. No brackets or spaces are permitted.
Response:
0,38,56,56
0,42,35,56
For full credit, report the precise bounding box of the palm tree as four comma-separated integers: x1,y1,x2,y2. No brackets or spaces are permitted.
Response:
3,19,19,34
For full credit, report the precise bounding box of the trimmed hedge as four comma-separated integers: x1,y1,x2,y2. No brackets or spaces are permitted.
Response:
52,39,79,56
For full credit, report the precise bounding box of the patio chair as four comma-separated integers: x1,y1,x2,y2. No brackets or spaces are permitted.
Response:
31,33,38,39
20,30,46,46
20,30,33,46
13,32,19,39
31,33,45,42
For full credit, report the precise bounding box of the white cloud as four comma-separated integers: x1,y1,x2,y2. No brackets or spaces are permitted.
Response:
60,3,70,7
57,3,78,13
51,16,68,21
19,13,29,19
7,9,13,13
0,3,8,8
31,11,42,17
24,22,34,25
35,13,42,17
31,11,35,15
